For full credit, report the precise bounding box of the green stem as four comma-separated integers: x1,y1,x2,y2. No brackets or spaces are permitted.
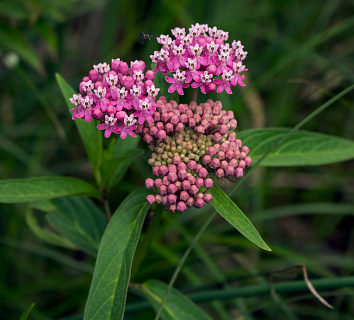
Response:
153,83,354,320
126,276,354,313
191,88,198,102
131,206,163,279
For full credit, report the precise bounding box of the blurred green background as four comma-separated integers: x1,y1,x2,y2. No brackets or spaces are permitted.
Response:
0,0,353,319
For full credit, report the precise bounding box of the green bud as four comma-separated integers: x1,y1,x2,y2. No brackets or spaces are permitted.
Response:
148,158,155,166
195,155,200,161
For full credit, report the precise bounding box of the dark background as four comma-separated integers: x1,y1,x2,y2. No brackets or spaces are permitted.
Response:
0,0,353,319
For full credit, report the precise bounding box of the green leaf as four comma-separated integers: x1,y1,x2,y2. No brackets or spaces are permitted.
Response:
209,185,271,251
0,177,101,203
56,73,103,182
100,149,144,190
237,129,354,166
25,208,76,249
19,303,35,320
140,280,213,320
84,188,150,320
46,197,107,256
0,25,42,72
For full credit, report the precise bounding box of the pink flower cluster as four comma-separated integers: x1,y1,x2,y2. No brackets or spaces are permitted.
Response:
150,23,247,95
137,97,252,213
69,59,160,138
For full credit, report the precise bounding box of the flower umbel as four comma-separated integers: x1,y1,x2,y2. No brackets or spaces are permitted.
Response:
69,59,159,139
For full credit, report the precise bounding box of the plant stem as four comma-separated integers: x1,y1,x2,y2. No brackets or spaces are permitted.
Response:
191,88,198,102
103,197,111,221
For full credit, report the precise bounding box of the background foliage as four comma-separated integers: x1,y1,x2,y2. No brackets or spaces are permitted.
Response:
0,0,353,319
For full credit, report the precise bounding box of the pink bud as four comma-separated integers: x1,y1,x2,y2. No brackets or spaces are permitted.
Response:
131,63,142,73
177,201,187,213
156,122,164,130
228,132,236,142
162,176,169,186
111,59,121,71
168,164,177,172
235,167,243,178
195,178,204,188
206,64,217,75
106,105,116,115
145,178,154,189
211,158,220,168
89,70,99,82
118,61,128,74
186,197,195,207
169,204,177,213
178,169,188,180
226,150,234,159
213,132,222,142
187,160,197,171
241,146,250,154
159,185,167,195
161,112,170,122
150,126,158,136
180,191,189,201
154,112,161,121
173,155,181,165
228,119,237,129
203,194,213,203
188,118,196,127
170,115,179,125
168,172,178,183
178,162,187,171
204,178,213,189
229,158,238,167
175,181,181,190
168,183,178,194
194,198,205,208
123,76,134,89
202,155,211,165
189,185,199,195
240,152,247,160
198,168,208,178
178,104,187,113
159,165,168,176
245,157,252,167
153,166,160,176
238,160,246,169
155,194,162,204
216,168,224,178
168,194,177,204
218,151,225,160
179,114,188,123
186,109,193,118
175,123,184,132
145,70,155,80
206,82,217,93
156,130,166,140
92,109,103,119
225,166,234,175
220,160,228,170
146,195,156,204
162,195,168,205
94,81,103,89
207,146,216,157
143,133,153,144
235,139,242,148
219,124,228,135
155,179,163,188
182,180,191,191
165,123,174,133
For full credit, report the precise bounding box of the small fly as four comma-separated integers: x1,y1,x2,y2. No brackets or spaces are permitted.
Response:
140,32,157,41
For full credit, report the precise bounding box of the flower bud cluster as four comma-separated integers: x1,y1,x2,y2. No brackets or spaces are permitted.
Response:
141,97,252,212
151,23,247,95
69,59,160,138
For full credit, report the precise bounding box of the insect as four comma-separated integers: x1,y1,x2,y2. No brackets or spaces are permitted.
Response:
140,32,157,41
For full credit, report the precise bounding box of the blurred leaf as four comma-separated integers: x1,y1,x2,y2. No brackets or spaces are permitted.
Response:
19,303,35,320
34,17,59,54
56,73,103,182
209,185,271,251
84,188,150,320
237,129,354,166
0,25,42,72
25,208,76,249
0,0,28,20
100,149,145,191
46,197,107,256
140,280,213,320
0,177,101,203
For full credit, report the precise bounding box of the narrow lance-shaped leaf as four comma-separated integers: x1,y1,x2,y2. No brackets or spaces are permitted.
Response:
56,73,103,182
209,185,271,251
0,177,101,203
237,129,354,166
139,280,213,320
84,188,150,320
46,197,107,256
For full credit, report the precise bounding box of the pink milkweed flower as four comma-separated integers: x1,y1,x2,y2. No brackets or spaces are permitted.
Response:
128,85,142,109
133,98,155,124
184,58,201,83
110,87,132,111
165,69,189,95
94,86,109,112
69,93,82,106
114,114,137,139
214,70,235,94
191,71,213,94
93,62,110,75
167,44,186,72
97,114,117,138
73,95,94,122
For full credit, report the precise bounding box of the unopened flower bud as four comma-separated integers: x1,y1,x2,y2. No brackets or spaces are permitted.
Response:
203,193,213,203
177,201,187,213
145,178,154,189
146,195,156,204
235,167,243,178
194,198,205,208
